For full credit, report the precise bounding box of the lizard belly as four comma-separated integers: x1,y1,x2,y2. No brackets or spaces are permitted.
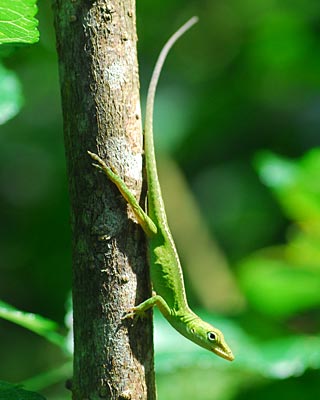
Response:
148,237,187,313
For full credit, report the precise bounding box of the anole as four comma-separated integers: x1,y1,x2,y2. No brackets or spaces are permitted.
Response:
88,17,234,361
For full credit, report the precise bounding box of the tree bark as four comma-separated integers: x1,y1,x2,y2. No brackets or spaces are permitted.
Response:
52,1,156,399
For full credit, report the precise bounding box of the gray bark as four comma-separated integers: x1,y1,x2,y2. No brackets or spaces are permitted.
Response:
52,1,156,399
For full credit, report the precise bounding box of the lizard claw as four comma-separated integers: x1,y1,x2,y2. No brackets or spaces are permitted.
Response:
87,151,106,167
88,150,119,175
91,163,103,171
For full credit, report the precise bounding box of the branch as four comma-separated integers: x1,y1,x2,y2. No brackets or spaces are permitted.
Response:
52,1,156,398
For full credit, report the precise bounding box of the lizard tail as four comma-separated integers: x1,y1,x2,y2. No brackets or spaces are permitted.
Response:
144,17,198,223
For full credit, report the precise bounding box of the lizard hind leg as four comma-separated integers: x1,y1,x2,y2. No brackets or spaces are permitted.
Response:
87,151,157,237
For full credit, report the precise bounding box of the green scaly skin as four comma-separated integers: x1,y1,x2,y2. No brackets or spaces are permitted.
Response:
88,17,234,361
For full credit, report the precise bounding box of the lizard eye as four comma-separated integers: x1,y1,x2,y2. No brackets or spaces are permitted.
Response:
207,332,217,342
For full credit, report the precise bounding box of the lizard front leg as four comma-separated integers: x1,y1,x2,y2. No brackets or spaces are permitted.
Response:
123,293,171,320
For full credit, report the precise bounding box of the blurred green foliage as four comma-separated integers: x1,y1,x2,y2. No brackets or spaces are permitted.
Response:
0,64,23,124
0,299,66,349
239,149,320,317
0,0,320,399
0,380,45,400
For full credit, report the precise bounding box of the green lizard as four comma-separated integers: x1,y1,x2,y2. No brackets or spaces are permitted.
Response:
88,17,234,361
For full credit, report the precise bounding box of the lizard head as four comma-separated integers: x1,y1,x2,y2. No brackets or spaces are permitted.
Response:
186,319,234,361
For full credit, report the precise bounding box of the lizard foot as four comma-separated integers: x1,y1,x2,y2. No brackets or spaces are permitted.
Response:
122,307,148,322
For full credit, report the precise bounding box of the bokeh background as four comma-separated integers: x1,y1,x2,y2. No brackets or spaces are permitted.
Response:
1,0,320,399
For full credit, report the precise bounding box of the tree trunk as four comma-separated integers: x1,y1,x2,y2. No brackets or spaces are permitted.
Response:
52,1,156,399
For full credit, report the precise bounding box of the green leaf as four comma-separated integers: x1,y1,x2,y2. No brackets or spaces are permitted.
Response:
0,300,66,349
0,380,46,399
0,63,23,124
255,151,299,190
0,0,39,45
20,361,72,392
238,255,320,317
255,149,320,226
241,149,320,317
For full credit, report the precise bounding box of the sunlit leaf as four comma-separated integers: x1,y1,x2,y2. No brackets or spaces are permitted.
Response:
286,230,320,269
238,255,320,317
255,149,320,226
256,151,298,189
0,0,39,44
0,380,46,399
0,300,66,349
239,149,320,319
0,63,23,124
